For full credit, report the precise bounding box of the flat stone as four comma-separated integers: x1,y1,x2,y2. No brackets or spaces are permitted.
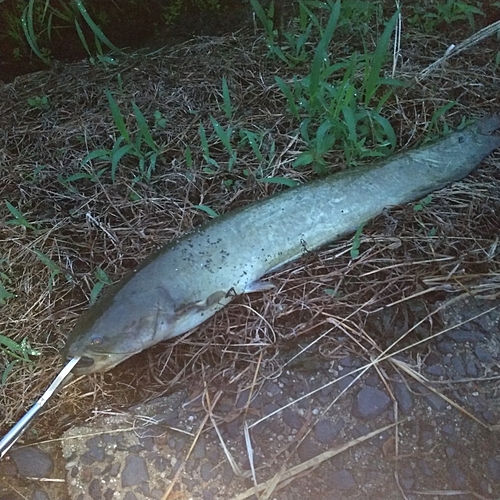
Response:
192,437,206,459
426,364,444,377
448,462,466,488
121,455,149,487
446,329,485,343
282,408,303,430
465,358,479,377
354,386,390,419
474,344,493,363
437,341,455,354
326,469,356,491
392,376,414,414
10,446,54,478
297,436,320,462
450,356,466,378
487,457,500,482
314,418,344,445
32,490,50,500
88,478,102,500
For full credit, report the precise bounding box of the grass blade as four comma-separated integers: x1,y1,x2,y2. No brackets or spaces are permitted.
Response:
364,10,399,105
132,102,158,152
73,0,122,53
106,90,130,143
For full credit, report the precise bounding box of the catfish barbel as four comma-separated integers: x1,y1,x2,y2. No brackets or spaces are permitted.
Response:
64,115,500,374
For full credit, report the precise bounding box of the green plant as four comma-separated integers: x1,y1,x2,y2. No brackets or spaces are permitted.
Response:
90,267,112,304
0,259,14,306
21,0,121,65
27,95,50,110
5,201,38,231
33,249,73,290
0,335,41,384
350,222,366,259
82,90,161,184
407,0,485,31
273,4,403,173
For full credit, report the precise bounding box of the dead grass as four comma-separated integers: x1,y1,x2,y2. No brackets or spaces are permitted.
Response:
0,18,499,456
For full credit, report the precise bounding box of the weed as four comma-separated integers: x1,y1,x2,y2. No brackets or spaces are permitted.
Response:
193,205,220,218
5,201,38,231
21,0,122,65
32,249,73,290
350,222,366,259
270,3,403,173
0,259,14,306
90,268,112,304
0,335,41,384
414,195,433,212
81,90,160,184
407,0,485,32
27,95,50,110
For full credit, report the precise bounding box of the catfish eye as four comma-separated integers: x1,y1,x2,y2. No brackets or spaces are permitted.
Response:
90,335,104,346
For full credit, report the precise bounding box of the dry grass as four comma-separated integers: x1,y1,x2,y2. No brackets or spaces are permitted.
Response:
0,17,499,455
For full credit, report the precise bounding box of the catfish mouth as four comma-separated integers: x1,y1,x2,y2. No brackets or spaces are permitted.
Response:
69,352,135,375
75,356,95,369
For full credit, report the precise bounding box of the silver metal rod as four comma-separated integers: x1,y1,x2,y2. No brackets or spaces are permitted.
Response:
0,356,81,459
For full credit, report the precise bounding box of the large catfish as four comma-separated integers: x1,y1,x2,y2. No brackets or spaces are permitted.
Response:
64,115,500,374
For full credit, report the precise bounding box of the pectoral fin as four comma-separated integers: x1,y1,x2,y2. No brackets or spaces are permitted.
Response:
244,280,275,293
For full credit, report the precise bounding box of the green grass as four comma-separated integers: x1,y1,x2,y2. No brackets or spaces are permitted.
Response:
80,90,161,185
268,2,405,173
0,335,40,384
20,0,122,65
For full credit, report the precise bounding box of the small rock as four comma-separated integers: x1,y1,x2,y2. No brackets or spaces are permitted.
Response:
426,365,444,377
192,437,206,459
10,446,54,478
121,455,149,487
235,389,251,409
446,329,484,343
339,356,353,367
447,462,466,488
392,376,413,414
314,419,344,445
103,489,114,500
487,457,500,482
88,478,102,500
399,466,414,490
354,386,391,419
441,424,455,435
123,492,138,500
327,469,356,491
201,462,215,481
474,344,493,363
337,374,356,392
450,356,466,378
282,408,303,430
154,456,168,473
465,358,478,377
150,489,164,500
297,436,320,462
482,410,498,425
262,403,280,417
32,491,49,500
437,341,455,354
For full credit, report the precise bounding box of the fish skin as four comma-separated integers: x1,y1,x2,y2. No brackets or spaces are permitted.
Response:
64,115,500,374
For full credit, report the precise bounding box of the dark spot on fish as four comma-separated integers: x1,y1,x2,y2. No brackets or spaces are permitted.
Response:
459,136,465,143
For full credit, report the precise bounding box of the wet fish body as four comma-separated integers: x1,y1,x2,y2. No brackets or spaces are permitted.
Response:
64,116,500,374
